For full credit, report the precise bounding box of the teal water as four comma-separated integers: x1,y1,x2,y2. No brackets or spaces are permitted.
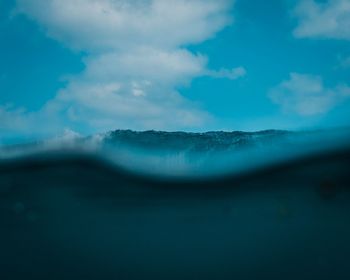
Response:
0,129,350,279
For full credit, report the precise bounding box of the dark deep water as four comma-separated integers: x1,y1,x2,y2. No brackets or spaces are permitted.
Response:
0,129,350,279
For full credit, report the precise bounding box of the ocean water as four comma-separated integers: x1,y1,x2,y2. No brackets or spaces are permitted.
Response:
0,129,350,279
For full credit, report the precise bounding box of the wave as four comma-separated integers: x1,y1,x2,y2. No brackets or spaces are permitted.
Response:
1,128,349,177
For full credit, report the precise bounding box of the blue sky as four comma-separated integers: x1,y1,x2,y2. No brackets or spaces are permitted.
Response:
1,0,350,143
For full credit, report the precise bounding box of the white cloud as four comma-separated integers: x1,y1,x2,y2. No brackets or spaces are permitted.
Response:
293,0,350,40
15,0,232,51
269,73,350,116
4,0,242,139
0,103,71,141
81,48,207,86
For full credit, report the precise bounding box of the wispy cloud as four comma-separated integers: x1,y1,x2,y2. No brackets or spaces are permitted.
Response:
340,55,350,68
269,73,350,116
206,67,246,80
293,0,350,40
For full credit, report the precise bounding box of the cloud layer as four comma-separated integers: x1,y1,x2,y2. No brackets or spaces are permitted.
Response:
269,73,350,116
293,0,350,40
2,0,242,139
